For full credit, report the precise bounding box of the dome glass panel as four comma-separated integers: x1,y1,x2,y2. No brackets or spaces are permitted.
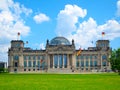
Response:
50,37,70,45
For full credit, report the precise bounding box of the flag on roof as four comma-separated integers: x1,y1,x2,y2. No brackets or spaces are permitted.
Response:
18,32,20,36
102,32,105,36
76,48,82,56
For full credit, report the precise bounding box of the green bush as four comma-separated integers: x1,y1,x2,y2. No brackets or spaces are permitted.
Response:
0,68,4,73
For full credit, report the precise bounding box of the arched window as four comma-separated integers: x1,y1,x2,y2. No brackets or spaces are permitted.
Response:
13,55,19,60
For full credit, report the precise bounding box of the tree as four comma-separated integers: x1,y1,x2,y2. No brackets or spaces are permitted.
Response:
110,48,120,75
0,68,4,73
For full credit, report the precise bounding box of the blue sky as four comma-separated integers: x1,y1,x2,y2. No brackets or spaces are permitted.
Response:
0,0,120,62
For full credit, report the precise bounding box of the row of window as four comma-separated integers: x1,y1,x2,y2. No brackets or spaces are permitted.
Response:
13,55,45,61
76,55,107,60
98,43,109,48
13,55,107,61
76,61,107,67
24,61,46,67
24,55,45,60
76,55,97,59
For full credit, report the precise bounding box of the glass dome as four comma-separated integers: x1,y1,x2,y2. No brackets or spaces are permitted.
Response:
50,37,70,45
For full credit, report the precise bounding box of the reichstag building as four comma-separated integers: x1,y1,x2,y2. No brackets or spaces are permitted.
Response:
8,37,111,73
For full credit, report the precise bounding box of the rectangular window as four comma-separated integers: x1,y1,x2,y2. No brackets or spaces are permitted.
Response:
102,62,106,66
94,61,97,66
33,61,36,67
76,56,79,59
33,56,36,60
42,55,45,60
80,56,84,59
13,55,19,60
94,55,97,59
24,61,27,67
81,61,84,67
90,55,92,59
76,61,79,67
90,60,93,66
14,62,18,67
86,61,89,67
28,61,31,67
38,56,40,60
86,56,88,59
38,61,40,68
28,56,31,60
24,56,27,60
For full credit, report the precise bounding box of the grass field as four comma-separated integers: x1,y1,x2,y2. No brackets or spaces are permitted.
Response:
0,73,120,90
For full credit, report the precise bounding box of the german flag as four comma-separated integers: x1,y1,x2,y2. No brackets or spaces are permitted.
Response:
40,59,43,63
102,32,105,37
76,48,82,56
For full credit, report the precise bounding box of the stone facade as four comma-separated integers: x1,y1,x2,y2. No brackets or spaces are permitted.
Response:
8,37,111,73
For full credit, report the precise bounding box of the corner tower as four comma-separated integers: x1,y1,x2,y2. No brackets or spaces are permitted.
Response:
8,40,24,72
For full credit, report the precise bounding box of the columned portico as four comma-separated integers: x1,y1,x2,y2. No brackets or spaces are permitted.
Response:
50,54,72,69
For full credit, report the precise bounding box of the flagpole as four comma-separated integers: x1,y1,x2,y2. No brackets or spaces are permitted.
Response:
102,32,105,40
17,32,20,40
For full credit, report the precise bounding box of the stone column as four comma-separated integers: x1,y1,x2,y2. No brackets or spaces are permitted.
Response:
62,54,64,68
52,54,54,68
10,55,13,67
27,60,28,68
89,56,90,71
67,54,69,68
57,54,59,68
79,58,81,69
31,60,33,67
101,55,103,71
84,57,86,71
47,54,50,69
19,55,24,72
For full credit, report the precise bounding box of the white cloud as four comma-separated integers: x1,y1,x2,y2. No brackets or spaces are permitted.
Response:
56,4,87,36
97,20,120,40
0,0,32,62
56,4,120,49
40,43,45,50
117,0,120,16
33,13,50,24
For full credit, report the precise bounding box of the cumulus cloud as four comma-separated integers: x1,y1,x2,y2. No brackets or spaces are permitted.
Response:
0,0,32,62
117,0,120,16
56,4,120,49
56,4,87,36
33,13,50,24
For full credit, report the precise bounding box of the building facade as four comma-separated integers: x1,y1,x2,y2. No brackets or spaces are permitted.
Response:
8,37,111,73
0,61,7,69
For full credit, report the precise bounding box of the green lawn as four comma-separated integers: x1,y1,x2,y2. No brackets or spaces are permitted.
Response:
0,73,120,90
